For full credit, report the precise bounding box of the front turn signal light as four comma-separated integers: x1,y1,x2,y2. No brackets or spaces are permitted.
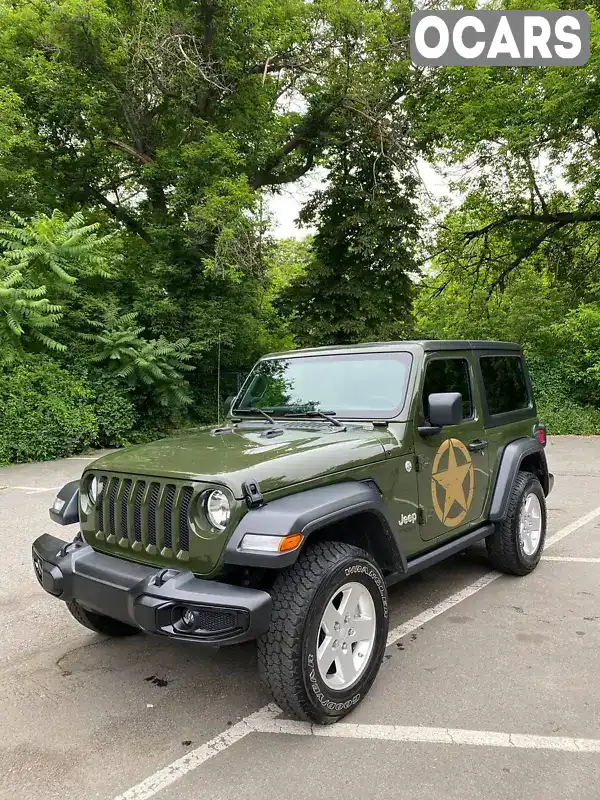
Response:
278,533,304,553
239,532,304,554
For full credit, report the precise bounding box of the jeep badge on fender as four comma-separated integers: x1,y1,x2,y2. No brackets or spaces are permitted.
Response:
32,339,553,724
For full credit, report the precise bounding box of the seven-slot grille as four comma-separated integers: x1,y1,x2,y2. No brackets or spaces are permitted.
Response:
92,474,194,554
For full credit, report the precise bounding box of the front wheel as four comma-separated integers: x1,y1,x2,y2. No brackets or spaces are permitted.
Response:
257,541,389,724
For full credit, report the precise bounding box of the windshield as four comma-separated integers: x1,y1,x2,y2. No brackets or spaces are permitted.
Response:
234,352,413,419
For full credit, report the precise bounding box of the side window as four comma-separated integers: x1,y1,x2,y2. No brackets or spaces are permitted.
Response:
480,356,530,415
422,358,473,421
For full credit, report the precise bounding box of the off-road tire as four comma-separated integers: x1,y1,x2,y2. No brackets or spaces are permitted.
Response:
257,541,388,725
486,471,546,576
66,599,141,637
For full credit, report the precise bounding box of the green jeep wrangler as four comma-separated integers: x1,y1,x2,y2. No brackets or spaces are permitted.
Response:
32,340,553,724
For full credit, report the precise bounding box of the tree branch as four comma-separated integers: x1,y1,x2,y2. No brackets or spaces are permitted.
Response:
464,210,600,241
250,99,341,189
89,189,152,243
485,221,568,298
106,138,153,164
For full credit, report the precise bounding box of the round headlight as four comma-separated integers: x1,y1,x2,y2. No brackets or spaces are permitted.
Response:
88,476,105,504
205,490,230,531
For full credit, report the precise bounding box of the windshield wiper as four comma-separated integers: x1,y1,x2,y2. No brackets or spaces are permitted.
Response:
283,410,344,428
234,407,275,424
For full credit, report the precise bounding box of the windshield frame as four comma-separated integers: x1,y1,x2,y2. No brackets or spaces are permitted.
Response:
232,351,414,421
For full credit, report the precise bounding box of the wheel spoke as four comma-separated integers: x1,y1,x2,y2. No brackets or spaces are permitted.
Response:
317,634,336,673
336,647,357,685
320,600,341,635
349,615,374,642
337,583,364,619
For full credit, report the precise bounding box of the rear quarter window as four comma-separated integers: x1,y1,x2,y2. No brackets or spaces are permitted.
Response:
480,355,530,415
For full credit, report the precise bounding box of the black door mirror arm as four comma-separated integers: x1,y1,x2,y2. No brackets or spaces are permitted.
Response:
418,425,442,438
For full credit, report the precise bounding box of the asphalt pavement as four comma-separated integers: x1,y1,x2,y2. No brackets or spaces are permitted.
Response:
1,437,599,800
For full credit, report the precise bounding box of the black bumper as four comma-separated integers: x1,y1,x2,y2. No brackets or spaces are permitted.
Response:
32,534,272,645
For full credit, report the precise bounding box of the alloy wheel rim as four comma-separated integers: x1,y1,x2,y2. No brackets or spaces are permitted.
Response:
316,581,376,691
519,492,543,556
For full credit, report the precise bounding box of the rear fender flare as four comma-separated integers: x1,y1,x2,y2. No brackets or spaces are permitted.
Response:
489,439,549,522
224,481,406,572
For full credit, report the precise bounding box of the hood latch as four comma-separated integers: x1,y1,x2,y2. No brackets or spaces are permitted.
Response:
243,479,264,509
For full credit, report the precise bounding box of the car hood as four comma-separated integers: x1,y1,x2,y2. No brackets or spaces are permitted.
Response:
88,424,394,497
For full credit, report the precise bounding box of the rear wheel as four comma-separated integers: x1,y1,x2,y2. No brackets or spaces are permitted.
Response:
258,541,388,724
486,471,546,575
66,599,141,637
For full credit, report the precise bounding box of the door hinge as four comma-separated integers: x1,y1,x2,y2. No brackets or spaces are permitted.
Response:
418,507,425,525
414,455,425,473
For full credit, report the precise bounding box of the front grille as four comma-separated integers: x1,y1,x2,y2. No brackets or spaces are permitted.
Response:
179,487,193,552
134,481,146,542
148,483,160,546
108,479,118,536
164,485,176,549
93,475,194,554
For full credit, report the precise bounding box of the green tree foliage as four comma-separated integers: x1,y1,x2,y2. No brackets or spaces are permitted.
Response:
0,267,63,358
0,0,419,393
279,121,421,346
415,257,600,435
411,1,600,292
4,0,600,462
409,2,600,434
83,311,195,406
0,210,115,358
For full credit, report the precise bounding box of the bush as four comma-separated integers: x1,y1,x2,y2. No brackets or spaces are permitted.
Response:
0,358,98,464
536,399,600,436
88,375,137,447
527,354,600,435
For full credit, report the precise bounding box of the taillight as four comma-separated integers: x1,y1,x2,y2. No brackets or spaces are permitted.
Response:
534,424,547,447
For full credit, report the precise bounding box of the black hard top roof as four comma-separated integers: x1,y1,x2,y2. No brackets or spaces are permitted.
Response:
264,340,522,359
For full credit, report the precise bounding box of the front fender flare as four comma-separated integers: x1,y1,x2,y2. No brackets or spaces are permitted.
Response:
49,480,80,526
223,481,405,571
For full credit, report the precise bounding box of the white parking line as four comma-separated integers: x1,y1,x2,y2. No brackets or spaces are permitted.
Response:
546,505,600,547
113,706,280,800
11,485,61,494
112,504,600,800
543,556,600,563
255,718,600,752
386,572,500,646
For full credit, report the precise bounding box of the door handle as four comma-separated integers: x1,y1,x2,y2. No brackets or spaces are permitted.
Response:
468,439,488,452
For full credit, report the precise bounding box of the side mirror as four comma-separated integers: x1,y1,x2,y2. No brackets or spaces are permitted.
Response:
418,392,463,438
428,392,463,427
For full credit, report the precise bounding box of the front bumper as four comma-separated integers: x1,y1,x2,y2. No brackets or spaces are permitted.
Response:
32,534,272,645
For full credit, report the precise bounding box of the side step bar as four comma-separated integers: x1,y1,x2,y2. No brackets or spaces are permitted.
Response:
386,523,494,587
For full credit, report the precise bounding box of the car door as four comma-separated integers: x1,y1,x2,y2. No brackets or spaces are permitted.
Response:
414,353,491,543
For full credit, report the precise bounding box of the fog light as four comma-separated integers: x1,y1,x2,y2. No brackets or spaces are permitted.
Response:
33,556,43,583
181,608,196,628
